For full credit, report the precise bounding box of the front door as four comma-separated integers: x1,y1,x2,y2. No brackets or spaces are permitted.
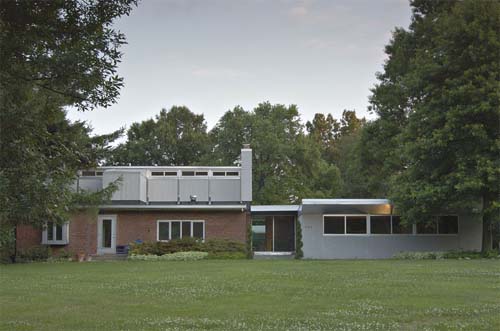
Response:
97,215,116,255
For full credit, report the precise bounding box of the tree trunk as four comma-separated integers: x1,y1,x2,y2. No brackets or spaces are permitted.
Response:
481,194,493,253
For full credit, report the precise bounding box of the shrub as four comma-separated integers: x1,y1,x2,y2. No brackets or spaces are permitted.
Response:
129,238,247,259
203,239,246,253
393,250,500,260
206,252,247,260
16,245,51,262
128,251,208,261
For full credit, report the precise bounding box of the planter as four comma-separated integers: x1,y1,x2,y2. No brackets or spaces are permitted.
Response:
77,252,86,262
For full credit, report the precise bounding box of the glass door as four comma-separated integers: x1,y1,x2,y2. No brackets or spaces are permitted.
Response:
251,215,295,252
97,215,116,254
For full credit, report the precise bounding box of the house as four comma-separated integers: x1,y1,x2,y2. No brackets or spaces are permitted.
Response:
16,146,483,259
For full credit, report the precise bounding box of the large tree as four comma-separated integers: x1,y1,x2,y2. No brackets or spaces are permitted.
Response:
109,106,210,166
0,0,136,233
368,0,500,250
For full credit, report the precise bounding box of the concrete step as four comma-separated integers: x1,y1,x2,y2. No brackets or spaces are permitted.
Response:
253,252,295,260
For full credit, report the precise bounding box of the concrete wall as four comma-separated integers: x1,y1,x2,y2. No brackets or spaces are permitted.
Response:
103,170,147,203
300,213,482,259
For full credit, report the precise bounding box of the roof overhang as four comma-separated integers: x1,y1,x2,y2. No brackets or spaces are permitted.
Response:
99,204,248,212
301,199,392,215
251,205,300,215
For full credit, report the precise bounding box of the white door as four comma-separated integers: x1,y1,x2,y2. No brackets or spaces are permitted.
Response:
97,215,117,255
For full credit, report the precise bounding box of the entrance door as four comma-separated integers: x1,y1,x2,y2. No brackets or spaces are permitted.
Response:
97,215,116,255
252,215,295,252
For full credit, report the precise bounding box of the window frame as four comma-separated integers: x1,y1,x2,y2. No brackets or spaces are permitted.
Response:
42,222,69,245
156,220,205,242
323,215,368,236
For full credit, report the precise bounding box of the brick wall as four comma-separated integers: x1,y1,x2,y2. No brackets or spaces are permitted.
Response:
16,225,42,252
14,209,249,256
114,210,248,245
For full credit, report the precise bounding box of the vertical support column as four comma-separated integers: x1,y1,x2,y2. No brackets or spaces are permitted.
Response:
240,145,252,203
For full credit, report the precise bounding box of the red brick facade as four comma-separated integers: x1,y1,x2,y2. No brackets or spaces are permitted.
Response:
16,209,249,256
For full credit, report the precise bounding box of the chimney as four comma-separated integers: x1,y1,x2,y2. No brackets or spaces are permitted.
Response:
240,145,252,202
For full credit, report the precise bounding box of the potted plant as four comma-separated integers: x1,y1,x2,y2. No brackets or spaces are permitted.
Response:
77,251,86,262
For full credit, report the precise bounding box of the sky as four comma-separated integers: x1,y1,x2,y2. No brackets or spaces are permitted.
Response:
67,0,412,136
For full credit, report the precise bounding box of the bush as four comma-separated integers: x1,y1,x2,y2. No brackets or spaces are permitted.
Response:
129,238,246,257
203,239,246,253
128,251,208,261
393,250,500,260
16,245,51,262
206,252,247,260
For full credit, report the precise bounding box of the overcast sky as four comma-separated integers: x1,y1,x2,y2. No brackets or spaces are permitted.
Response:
67,0,412,136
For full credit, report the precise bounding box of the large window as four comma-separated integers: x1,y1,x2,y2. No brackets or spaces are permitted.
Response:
370,216,391,234
417,216,458,235
157,221,204,241
324,216,367,235
43,222,69,245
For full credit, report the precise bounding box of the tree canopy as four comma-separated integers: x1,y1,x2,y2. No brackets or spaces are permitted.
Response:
0,0,137,230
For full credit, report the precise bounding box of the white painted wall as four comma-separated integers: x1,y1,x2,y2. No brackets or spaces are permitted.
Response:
300,213,482,259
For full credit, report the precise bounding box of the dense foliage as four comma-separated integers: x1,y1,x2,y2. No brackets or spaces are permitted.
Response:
354,0,500,250
129,238,247,259
0,0,137,233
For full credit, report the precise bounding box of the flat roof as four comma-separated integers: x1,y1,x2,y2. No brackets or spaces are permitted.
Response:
302,199,390,205
301,199,392,215
251,205,300,213
99,204,247,211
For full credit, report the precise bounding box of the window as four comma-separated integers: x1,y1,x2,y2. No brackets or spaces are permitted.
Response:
95,171,103,176
417,220,438,234
151,171,163,176
182,171,195,176
323,216,368,235
371,216,391,234
324,216,345,234
346,216,367,234
391,216,413,234
213,171,225,176
82,170,96,176
43,222,68,245
438,215,458,234
164,171,177,176
195,171,208,176
157,221,205,241
226,171,239,176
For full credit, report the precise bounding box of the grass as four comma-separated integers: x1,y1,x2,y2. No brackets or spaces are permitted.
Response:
1,259,499,331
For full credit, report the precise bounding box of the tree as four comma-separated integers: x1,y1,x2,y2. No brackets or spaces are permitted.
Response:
207,102,343,204
368,0,500,251
109,106,210,166
0,0,136,234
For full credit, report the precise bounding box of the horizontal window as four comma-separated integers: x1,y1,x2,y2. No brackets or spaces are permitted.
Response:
157,221,204,241
226,171,239,176
438,215,458,234
95,171,103,176
324,216,368,235
151,171,164,176
346,216,366,234
370,216,391,234
195,171,208,176
213,171,225,176
324,216,344,234
417,220,438,234
182,171,195,176
416,216,458,235
164,171,177,176
391,216,413,234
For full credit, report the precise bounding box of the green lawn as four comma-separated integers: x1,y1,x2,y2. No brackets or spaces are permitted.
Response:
1,260,499,331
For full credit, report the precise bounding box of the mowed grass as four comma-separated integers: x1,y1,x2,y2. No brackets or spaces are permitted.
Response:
1,260,499,331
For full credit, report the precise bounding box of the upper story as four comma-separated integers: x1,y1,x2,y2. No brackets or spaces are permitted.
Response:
76,147,252,205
